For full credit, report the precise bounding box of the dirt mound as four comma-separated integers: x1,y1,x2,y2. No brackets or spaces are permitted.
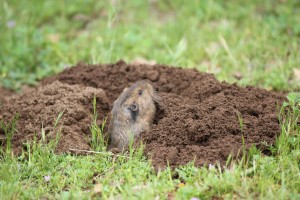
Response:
142,88,281,169
0,81,110,154
42,61,285,168
1,61,285,168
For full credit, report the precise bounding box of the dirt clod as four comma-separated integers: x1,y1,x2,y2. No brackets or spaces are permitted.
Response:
1,61,285,168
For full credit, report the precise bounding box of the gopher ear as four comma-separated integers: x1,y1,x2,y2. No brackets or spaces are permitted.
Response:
113,87,129,109
152,93,164,107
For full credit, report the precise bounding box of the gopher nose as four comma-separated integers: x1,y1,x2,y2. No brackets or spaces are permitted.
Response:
129,103,139,112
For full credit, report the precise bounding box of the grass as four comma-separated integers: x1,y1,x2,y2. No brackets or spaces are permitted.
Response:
0,114,18,153
0,93,299,199
90,96,108,152
0,0,300,199
1,0,299,90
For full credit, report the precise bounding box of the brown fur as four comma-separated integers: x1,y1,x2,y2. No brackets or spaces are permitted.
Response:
107,80,158,150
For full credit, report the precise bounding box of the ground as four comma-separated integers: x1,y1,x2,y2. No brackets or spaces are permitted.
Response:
0,1,300,199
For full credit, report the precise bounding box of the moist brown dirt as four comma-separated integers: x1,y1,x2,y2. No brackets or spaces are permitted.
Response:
0,61,285,168
0,81,110,154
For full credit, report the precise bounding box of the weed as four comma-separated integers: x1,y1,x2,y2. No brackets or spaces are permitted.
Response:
236,111,244,133
277,92,300,155
0,114,19,154
90,95,108,151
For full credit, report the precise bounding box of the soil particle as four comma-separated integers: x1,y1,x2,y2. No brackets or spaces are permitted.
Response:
1,61,285,168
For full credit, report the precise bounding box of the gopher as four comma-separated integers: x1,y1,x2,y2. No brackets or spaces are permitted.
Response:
108,80,159,150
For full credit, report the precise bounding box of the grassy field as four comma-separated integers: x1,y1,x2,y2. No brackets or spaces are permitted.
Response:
1,0,300,199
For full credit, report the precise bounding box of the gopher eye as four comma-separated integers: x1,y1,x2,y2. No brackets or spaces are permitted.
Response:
138,90,143,95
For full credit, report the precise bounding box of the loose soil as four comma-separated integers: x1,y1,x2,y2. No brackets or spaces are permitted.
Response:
0,61,285,168
0,81,110,153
